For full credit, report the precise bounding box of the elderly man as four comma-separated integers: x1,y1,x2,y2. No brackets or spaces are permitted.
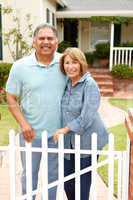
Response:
6,23,66,200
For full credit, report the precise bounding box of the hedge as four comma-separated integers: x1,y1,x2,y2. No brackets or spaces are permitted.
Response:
111,64,133,78
0,63,12,88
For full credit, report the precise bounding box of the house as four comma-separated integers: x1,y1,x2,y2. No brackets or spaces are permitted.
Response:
0,0,133,69
0,0,66,62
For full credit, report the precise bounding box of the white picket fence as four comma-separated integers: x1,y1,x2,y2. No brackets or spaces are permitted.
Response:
110,47,133,69
0,129,130,200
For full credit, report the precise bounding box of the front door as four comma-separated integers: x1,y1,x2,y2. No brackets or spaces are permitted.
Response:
64,19,78,47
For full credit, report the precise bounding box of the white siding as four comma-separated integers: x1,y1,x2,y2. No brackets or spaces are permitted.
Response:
0,0,57,62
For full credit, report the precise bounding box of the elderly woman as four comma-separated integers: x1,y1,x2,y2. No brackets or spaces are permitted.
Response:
53,47,108,200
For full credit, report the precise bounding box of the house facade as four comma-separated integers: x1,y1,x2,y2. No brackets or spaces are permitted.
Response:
0,0,133,63
0,0,65,62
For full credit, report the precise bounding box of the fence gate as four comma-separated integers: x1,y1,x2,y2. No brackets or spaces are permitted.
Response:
0,129,130,200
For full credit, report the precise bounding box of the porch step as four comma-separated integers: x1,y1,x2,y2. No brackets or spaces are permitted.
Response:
88,68,114,96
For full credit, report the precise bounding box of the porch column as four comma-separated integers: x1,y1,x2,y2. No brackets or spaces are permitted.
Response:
109,22,114,71
125,109,133,200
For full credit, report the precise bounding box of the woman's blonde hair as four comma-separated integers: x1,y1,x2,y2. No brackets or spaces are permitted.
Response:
60,47,88,76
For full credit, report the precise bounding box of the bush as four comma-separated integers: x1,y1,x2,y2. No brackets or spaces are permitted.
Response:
84,52,94,65
111,64,133,78
119,41,133,47
0,63,12,88
94,42,110,59
57,41,72,53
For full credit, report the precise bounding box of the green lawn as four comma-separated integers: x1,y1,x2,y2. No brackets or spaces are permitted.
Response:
98,98,131,197
98,123,128,197
0,105,18,145
109,98,133,112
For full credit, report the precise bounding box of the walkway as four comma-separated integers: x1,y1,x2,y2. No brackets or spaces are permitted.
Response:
0,97,128,200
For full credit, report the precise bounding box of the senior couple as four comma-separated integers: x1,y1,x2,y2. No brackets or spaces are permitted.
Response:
6,23,108,200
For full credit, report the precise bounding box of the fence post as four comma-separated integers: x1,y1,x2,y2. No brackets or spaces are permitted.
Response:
58,134,64,200
125,108,133,200
9,129,16,200
108,133,114,200
42,131,48,200
25,141,32,200
75,134,80,200
91,133,97,200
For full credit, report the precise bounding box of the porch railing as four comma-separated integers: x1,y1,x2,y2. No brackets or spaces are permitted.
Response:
0,130,130,200
110,47,133,70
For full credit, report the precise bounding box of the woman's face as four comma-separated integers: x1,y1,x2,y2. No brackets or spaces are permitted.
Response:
64,55,81,81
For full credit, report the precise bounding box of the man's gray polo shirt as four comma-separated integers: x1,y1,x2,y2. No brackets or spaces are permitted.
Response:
6,52,66,138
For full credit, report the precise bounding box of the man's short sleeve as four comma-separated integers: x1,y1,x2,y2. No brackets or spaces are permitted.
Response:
6,63,22,97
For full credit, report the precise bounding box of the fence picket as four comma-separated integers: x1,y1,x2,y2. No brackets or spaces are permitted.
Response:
42,131,48,200
117,153,122,200
9,129,16,200
25,141,32,200
58,134,64,200
91,133,98,200
108,133,114,200
75,134,80,200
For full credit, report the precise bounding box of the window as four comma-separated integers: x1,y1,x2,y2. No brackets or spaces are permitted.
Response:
90,22,110,50
46,8,50,23
0,4,2,60
52,13,55,26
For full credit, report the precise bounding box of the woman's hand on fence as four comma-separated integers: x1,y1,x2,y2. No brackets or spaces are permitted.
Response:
53,127,70,143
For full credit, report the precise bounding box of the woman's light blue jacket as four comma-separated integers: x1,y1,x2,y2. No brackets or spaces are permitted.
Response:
61,72,108,158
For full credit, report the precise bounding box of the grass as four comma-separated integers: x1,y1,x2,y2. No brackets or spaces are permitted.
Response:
98,123,128,197
109,98,133,112
0,104,19,145
98,97,131,197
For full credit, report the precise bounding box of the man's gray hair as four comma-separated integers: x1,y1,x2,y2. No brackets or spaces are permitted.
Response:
33,23,58,37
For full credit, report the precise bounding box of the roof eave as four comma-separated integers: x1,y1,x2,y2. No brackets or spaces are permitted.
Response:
56,10,133,18
56,0,67,7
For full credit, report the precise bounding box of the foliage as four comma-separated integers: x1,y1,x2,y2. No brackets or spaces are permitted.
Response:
0,88,6,104
84,52,94,65
109,98,133,112
119,41,133,47
111,64,133,78
57,40,72,53
94,42,110,59
0,63,12,88
90,16,133,24
0,62,12,104
3,7,33,61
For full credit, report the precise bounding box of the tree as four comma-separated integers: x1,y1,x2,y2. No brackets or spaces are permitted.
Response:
3,7,33,61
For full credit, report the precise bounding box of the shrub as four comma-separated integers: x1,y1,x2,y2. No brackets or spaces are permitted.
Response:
119,41,133,47
0,63,12,88
84,52,94,65
94,42,110,59
111,64,133,78
57,41,72,53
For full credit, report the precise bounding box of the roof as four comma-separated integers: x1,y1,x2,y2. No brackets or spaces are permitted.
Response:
56,0,67,7
56,0,133,18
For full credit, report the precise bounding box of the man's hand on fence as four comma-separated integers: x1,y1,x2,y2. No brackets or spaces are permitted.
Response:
21,122,36,143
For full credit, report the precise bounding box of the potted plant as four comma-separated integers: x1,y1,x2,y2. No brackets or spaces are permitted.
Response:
94,42,110,68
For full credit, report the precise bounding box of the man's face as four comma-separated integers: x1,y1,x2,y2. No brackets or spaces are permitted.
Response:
33,27,58,57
